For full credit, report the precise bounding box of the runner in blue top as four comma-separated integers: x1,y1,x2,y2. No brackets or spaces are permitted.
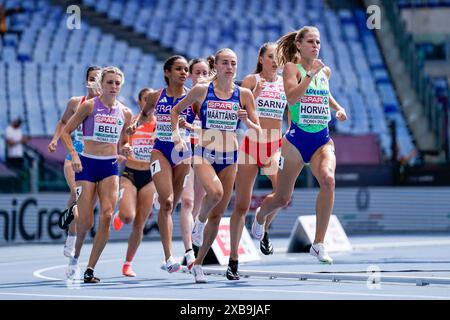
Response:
127,55,195,274
171,48,261,283
251,26,348,265
48,66,101,259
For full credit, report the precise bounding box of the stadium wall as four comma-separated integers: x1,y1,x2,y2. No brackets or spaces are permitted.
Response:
1,187,450,245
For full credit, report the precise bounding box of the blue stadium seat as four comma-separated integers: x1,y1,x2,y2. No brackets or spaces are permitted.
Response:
95,0,110,13
0,0,417,161
108,1,124,21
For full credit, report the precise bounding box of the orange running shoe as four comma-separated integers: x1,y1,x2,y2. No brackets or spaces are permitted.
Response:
122,262,136,277
113,211,123,231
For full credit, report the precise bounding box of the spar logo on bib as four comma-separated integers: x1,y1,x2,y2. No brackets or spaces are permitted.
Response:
299,94,331,125
133,138,152,146
206,101,239,131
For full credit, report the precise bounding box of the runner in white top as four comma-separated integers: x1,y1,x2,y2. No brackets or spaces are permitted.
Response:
228,43,288,280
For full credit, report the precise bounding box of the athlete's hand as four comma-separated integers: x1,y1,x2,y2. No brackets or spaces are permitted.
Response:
179,118,195,131
173,131,188,152
336,108,347,121
178,118,187,129
117,154,127,164
71,154,83,173
238,108,249,122
48,139,57,152
120,144,132,157
126,119,138,135
253,77,266,98
174,139,188,152
87,81,102,97
311,59,325,76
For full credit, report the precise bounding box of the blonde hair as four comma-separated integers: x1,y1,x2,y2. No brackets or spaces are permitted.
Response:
276,26,320,67
101,66,125,85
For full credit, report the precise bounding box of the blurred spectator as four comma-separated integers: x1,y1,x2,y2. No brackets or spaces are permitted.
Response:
5,118,29,170
0,4,25,41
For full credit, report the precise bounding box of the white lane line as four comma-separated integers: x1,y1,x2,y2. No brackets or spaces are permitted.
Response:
33,265,67,281
33,259,123,281
274,239,450,253
215,287,450,300
352,239,450,250
0,292,178,300
29,266,450,300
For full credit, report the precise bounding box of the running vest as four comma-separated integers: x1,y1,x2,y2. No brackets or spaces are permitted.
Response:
154,88,195,142
128,118,156,162
254,74,287,121
289,64,330,133
82,97,126,144
199,82,241,132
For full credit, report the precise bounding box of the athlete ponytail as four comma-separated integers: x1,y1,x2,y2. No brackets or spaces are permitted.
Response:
206,55,215,74
276,31,300,67
276,26,320,67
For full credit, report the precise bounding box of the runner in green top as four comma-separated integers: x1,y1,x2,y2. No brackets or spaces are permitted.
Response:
251,26,348,264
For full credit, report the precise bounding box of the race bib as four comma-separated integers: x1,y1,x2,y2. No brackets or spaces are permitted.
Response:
206,101,239,131
93,115,123,143
298,95,331,126
256,91,287,120
131,137,153,161
156,114,187,142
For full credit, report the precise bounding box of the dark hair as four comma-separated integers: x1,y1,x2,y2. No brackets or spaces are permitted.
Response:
13,118,22,126
188,57,213,74
254,42,276,74
163,55,187,85
138,87,153,101
85,65,102,82
276,26,320,67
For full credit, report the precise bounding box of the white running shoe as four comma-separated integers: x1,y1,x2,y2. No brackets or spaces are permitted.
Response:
185,250,196,270
251,207,265,241
63,235,76,257
165,256,181,273
65,263,80,280
310,243,333,264
191,219,205,247
192,265,208,283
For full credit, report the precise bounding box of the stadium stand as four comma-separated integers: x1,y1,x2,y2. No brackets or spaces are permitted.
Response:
3,0,447,188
